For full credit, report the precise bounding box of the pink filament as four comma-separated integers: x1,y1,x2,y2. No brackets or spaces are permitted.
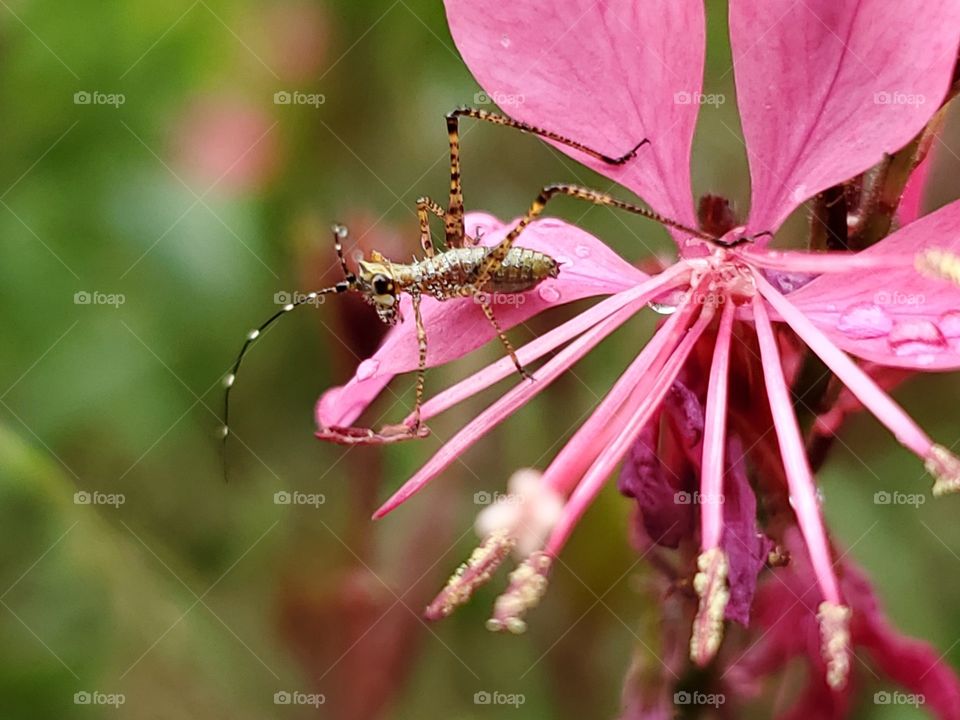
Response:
544,304,717,557
542,282,708,495
737,248,914,274
754,271,933,458
752,294,841,604
413,262,692,423
700,298,736,550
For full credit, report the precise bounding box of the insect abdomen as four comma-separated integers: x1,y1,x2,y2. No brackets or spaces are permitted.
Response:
411,247,558,298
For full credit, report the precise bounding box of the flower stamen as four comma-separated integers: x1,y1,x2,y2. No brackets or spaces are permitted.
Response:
486,551,552,634
817,601,853,690
917,248,960,287
926,444,960,496
690,547,730,666
425,530,515,621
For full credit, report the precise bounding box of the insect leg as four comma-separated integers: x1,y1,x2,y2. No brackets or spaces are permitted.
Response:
473,182,712,288
416,196,445,258
409,292,429,428
475,292,532,381
444,107,649,248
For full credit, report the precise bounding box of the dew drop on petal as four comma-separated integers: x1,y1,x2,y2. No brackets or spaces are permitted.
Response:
790,184,808,203
356,358,381,381
538,285,561,303
500,34,511,48
574,243,591,259
887,319,947,357
648,301,678,315
836,303,893,339
938,310,960,338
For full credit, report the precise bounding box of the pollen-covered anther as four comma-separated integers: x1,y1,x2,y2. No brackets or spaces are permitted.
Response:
916,248,960,287
424,530,514,621
926,444,960,497
817,601,852,690
486,551,552,635
689,547,730,666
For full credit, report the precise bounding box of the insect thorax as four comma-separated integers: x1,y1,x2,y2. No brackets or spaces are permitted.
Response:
400,247,559,300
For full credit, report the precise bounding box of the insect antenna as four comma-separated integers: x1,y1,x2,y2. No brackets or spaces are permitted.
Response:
221,225,357,479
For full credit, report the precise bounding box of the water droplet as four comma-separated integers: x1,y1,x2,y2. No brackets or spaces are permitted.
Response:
538,285,561,303
247,329,260,341
574,243,591,258
356,358,381,380
223,373,236,388
887,319,947,357
648,302,678,315
219,425,230,439
500,34,511,48
837,303,892,339
938,310,960,338
790,184,808,203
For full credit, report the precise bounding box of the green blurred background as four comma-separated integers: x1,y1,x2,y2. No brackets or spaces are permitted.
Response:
1,1,959,718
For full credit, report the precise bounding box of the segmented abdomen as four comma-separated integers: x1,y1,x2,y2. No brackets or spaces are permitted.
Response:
409,247,559,299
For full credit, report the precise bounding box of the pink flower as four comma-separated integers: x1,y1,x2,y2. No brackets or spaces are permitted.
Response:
316,0,960,689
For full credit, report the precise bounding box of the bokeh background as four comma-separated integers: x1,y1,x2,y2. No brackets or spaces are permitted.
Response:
2,1,960,718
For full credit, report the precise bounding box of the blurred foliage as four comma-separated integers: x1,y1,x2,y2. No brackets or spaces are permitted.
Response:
0,1,958,718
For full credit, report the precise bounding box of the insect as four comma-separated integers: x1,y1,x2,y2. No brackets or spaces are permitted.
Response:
222,107,715,452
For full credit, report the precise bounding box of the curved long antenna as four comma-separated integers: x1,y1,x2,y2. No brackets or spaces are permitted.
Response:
221,225,357,480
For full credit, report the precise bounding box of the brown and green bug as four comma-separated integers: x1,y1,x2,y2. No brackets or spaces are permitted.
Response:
222,107,710,448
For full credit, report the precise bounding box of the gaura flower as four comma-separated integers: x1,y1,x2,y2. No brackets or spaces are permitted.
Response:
316,0,960,690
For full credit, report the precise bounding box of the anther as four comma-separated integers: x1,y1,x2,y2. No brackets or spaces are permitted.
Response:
689,548,730,666
424,530,514,621
926,444,960,496
486,551,552,634
817,601,852,690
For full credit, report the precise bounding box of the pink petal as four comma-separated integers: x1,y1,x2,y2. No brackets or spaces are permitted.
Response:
730,0,960,232
617,422,693,549
443,0,704,227
721,436,772,627
316,212,644,429
785,198,960,370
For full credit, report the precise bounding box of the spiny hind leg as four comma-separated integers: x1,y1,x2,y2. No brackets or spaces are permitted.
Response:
473,182,710,288
417,196,445,257
475,292,532,381
443,106,649,249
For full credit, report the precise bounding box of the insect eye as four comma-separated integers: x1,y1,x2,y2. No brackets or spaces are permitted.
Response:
372,275,392,295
